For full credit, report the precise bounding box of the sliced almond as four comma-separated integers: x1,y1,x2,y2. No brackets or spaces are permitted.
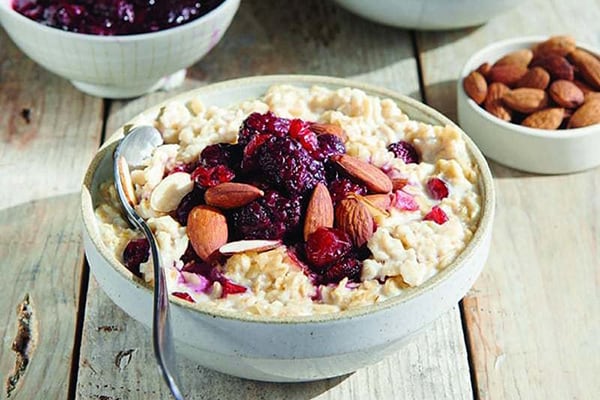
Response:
303,183,334,240
310,122,347,139
333,154,392,194
335,197,374,247
150,172,193,212
493,49,533,68
521,108,564,130
187,205,228,261
219,240,281,255
117,156,137,206
205,182,263,210
502,88,549,114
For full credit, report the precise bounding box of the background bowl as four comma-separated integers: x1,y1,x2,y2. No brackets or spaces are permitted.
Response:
332,0,521,30
457,36,600,174
0,0,239,98
81,75,495,382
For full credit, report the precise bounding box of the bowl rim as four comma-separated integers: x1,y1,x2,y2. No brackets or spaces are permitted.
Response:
458,35,600,139
0,0,238,41
81,74,495,324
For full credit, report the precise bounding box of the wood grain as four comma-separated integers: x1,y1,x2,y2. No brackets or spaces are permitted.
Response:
76,1,471,399
0,29,104,400
416,0,600,398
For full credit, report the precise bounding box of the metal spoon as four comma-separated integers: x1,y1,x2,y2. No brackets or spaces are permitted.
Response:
113,126,185,400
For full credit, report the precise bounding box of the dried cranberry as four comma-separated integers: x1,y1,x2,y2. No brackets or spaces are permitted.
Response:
221,279,247,297
328,178,367,205
424,205,449,224
256,136,325,196
427,177,449,200
172,292,195,303
241,133,271,172
388,141,420,164
173,187,204,226
323,257,362,284
392,190,419,211
122,238,149,277
289,119,319,153
305,227,353,269
166,161,197,176
313,134,346,161
191,165,235,188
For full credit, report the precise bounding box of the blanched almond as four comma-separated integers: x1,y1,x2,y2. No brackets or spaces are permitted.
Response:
150,172,193,212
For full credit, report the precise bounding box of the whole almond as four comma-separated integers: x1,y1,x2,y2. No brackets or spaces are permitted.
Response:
548,80,584,108
391,177,409,190
573,79,595,95
205,182,264,210
333,154,392,193
303,183,334,240
187,205,228,261
533,35,576,57
476,62,492,78
494,49,533,68
335,197,374,247
568,99,600,128
488,64,528,87
502,88,549,114
585,92,600,103
484,82,512,121
530,55,574,81
363,194,392,210
521,108,565,130
569,49,600,90
310,122,347,139
463,71,488,104
516,67,550,89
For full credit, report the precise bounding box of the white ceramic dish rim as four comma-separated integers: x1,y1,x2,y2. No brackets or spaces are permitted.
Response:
0,0,232,41
81,74,495,324
459,35,600,140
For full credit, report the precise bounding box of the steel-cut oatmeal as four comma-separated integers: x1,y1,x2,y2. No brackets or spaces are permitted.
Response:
95,84,482,316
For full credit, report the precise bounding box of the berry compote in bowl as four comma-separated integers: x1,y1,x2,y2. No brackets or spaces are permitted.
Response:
81,75,495,382
0,0,239,98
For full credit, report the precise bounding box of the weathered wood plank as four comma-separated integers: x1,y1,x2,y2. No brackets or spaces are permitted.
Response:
76,1,471,399
0,29,104,400
417,0,600,398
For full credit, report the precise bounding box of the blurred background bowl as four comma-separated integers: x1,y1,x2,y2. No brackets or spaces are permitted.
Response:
0,0,240,98
332,0,521,30
457,36,600,174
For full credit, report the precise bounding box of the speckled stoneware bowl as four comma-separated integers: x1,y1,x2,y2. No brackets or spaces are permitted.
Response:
457,36,600,174
0,0,239,98
81,75,495,382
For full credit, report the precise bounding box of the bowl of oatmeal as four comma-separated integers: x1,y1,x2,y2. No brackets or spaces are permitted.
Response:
81,75,495,382
0,0,239,98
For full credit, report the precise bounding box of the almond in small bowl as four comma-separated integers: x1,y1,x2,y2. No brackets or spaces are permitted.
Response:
458,36,600,174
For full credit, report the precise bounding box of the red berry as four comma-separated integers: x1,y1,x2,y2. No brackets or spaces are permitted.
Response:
221,279,247,297
392,190,419,211
172,292,195,303
424,205,449,224
241,133,271,172
388,141,420,164
289,119,319,153
427,177,449,200
305,227,353,269
122,238,149,277
323,257,362,283
190,165,235,188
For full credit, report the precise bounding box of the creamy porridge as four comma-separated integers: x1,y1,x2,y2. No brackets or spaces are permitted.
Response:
95,84,481,317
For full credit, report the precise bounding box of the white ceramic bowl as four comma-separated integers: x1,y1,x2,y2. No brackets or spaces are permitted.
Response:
81,75,495,382
457,36,600,174
0,0,239,98
332,0,521,30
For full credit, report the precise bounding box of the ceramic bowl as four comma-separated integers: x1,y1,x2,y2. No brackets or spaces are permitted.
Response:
81,75,495,382
0,0,239,98
332,0,521,30
457,36,600,174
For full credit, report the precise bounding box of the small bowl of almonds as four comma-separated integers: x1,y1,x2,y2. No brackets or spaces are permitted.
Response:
457,35,600,174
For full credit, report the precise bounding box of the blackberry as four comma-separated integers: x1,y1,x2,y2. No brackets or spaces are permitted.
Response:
328,178,367,205
122,238,149,277
314,134,346,161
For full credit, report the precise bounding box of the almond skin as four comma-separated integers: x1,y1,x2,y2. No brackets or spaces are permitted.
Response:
391,177,409,191
569,49,600,90
585,92,600,103
463,71,488,104
521,108,564,130
516,67,551,89
333,154,392,194
548,80,584,108
484,82,512,121
310,122,347,139
335,197,374,247
187,205,228,261
533,35,576,57
502,88,549,114
363,194,392,210
476,62,492,78
568,99,600,128
573,79,595,95
205,182,263,210
303,183,334,240
493,49,533,68
488,64,528,87
530,55,574,81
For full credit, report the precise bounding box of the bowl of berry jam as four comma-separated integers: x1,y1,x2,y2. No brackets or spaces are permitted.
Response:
0,0,239,98
81,75,495,382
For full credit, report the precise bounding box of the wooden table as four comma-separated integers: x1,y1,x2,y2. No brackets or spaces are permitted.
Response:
1,1,599,399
